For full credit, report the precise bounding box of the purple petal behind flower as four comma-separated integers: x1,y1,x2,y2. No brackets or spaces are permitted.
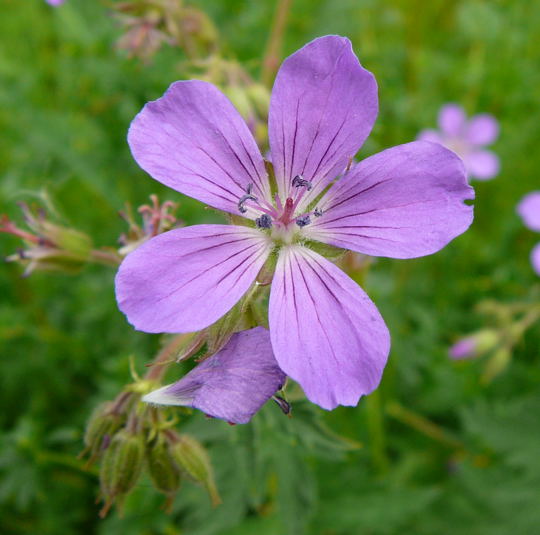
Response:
143,327,286,424
417,129,443,144
463,149,500,180
465,114,499,146
438,104,466,137
531,242,540,276
46,0,65,5
517,192,540,232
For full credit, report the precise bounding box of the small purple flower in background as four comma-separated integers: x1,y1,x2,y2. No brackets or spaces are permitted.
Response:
143,327,286,424
517,192,540,275
418,103,500,181
46,0,65,5
449,330,499,360
116,35,474,410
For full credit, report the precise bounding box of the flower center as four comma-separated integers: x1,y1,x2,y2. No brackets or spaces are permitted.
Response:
237,175,323,243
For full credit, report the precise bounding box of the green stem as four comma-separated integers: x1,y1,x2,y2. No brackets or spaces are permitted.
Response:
386,401,464,450
261,0,293,87
366,389,389,474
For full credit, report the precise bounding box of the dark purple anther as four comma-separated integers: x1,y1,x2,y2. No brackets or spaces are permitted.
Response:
256,214,273,229
292,175,312,191
296,214,311,227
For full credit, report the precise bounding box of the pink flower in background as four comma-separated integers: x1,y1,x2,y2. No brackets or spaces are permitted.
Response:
116,36,474,410
46,0,65,5
418,104,500,181
517,192,540,275
144,328,286,424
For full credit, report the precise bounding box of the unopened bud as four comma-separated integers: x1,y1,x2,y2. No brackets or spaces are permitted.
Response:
223,86,254,121
449,329,499,360
41,221,92,258
146,434,181,498
99,429,145,517
245,84,270,118
83,402,125,463
171,434,220,506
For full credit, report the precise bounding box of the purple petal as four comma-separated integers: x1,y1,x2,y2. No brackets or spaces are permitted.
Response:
417,129,443,144
517,192,540,232
531,242,540,276
463,149,500,180
465,113,499,146
46,0,64,4
305,141,474,259
115,225,272,333
438,104,466,137
128,81,270,215
268,35,378,207
142,327,286,424
269,245,390,410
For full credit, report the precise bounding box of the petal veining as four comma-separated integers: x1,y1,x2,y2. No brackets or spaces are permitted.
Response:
304,141,474,259
116,225,272,333
128,81,270,215
269,245,390,410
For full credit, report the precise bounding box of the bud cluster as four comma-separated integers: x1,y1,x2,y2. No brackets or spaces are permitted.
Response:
82,385,220,517
0,201,119,275
450,298,540,383
114,0,218,61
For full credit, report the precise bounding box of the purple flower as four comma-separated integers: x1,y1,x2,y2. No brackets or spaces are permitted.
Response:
116,36,474,410
143,327,286,424
517,192,540,275
46,0,65,5
418,103,500,181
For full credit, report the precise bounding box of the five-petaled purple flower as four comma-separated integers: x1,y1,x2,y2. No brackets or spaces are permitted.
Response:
116,36,474,410
418,103,500,181
517,192,540,275
143,327,286,424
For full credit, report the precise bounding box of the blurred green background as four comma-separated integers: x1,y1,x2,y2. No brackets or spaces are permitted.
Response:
1,0,539,534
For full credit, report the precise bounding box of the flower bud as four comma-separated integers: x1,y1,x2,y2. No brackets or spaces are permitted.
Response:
99,429,145,516
449,329,499,360
146,434,181,498
223,86,254,122
171,434,221,506
245,84,270,118
83,402,125,463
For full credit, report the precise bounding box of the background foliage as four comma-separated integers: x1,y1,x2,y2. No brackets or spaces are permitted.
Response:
1,0,539,534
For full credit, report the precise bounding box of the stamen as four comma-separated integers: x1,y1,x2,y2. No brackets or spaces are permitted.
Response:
295,214,311,228
255,214,273,229
238,184,258,214
314,207,324,217
292,175,312,191
272,395,291,415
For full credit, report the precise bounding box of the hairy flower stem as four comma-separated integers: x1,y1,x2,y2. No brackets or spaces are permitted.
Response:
89,249,123,266
261,0,293,86
145,333,194,382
